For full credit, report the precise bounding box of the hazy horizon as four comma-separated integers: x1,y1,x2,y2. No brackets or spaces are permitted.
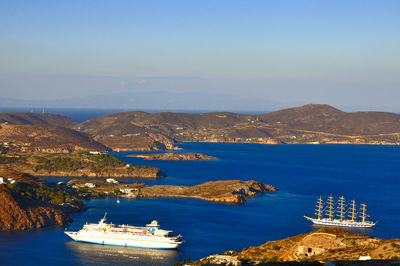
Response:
1,1,399,111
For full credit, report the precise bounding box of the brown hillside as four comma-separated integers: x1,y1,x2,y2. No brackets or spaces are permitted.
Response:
0,112,76,127
0,165,71,231
258,104,400,135
75,104,400,146
0,124,107,153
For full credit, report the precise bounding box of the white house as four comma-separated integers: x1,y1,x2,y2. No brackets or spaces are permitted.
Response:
8,178,16,184
85,183,96,188
0,177,4,184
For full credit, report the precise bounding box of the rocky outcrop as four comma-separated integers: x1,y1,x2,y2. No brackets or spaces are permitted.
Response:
129,152,218,161
199,227,400,264
138,180,276,203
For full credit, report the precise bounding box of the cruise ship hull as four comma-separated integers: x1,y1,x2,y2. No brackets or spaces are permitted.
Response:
65,232,181,249
304,216,375,228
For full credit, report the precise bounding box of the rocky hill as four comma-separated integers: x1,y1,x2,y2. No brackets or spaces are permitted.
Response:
75,104,400,146
0,112,76,127
0,165,81,231
258,104,400,136
197,227,400,264
0,123,107,153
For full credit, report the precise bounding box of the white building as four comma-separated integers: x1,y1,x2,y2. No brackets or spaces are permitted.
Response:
8,178,16,184
89,151,104,155
85,183,96,188
0,177,4,184
120,188,134,194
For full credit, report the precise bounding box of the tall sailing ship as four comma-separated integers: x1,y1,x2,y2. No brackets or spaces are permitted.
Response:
304,195,376,228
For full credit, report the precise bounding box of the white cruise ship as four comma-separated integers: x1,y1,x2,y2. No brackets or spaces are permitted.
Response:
304,195,376,228
65,213,183,249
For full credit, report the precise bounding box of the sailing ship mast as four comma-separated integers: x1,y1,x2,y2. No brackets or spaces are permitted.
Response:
315,196,323,220
348,199,356,222
327,195,334,221
360,203,368,223
337,196,345,222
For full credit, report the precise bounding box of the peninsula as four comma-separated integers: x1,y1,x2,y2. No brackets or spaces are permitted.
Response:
66,179,276,204
1,151,165,179
194,227,400,265
129,152,218,161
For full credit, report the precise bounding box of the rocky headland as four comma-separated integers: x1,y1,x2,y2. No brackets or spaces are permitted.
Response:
194,227,400,265
139,180,276,203
67,179,276,204
129,152,218,161
0,165,84,231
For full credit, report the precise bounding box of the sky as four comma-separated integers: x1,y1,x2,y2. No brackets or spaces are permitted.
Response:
0,1,399,111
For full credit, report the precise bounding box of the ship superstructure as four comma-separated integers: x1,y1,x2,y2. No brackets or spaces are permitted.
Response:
304,195,376,228
65,213,183,249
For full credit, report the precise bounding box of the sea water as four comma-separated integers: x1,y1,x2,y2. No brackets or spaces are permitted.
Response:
1,143,400,265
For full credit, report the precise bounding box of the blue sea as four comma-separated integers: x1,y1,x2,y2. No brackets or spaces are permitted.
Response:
0,143,400,265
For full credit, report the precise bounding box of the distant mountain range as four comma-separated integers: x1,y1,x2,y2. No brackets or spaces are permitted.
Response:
0,91,282,112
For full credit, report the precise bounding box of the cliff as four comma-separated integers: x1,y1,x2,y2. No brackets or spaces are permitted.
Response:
129,152,218,161
198,227,400,264
0,165,77,231
0,123,107,153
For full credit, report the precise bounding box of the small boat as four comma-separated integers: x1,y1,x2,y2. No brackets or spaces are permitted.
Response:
304,195,376,228
116,198,120,204
65,213,183,249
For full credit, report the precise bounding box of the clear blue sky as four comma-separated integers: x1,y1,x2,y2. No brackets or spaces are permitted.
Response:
0,1,399,110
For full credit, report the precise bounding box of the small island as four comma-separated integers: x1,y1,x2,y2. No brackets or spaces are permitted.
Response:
67,179,276,204
128,152,218,161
